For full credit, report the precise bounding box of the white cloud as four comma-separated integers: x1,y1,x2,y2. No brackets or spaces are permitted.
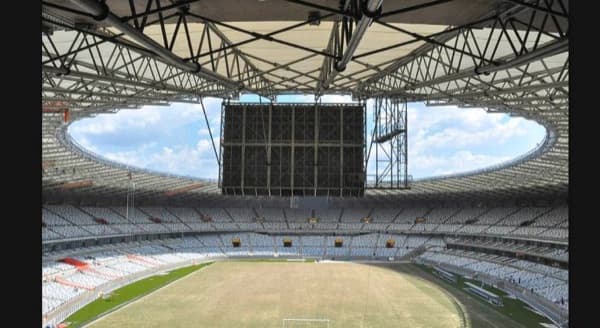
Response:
69,117,118,135
407,107,542,155
196,139,212,153
369,105,545,179
69,98,546,180
274,94,354,103
70,98,224,137
101,142,219,179
103,150,145,167
410,151,513,177
67,99,224,179
319,95,354,103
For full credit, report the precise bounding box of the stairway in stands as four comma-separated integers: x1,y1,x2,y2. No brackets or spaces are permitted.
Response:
125,253,162,267
399,244,429,261
82,266,120,279
55,258,96,290
60,257,120,280
54,276,94,291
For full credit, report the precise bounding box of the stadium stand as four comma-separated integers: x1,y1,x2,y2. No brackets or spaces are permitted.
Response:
315,209,342,222
41,2,569,324
369,208,401,223
340,208,371,222
418,249,568,309
197,208,231,222
43,221,568,321
42,205,570,241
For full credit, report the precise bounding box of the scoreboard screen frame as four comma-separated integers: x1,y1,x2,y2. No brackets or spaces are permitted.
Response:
220,102,365,197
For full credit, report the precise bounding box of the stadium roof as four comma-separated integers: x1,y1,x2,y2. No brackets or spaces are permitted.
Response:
42,0,568,204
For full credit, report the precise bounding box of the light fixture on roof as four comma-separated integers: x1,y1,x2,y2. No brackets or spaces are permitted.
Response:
308,11,321,25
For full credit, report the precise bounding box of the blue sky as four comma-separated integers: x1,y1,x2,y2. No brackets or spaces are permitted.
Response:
68,94,546,181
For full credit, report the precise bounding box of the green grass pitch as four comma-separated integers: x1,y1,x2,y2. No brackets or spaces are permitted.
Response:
65,261,555,328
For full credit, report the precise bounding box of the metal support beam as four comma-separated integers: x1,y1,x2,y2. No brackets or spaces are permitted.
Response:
320,0,383,92
69,0,242,90
367,97,409,189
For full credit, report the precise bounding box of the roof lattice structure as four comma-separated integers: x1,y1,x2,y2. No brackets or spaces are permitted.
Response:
41,0,568,204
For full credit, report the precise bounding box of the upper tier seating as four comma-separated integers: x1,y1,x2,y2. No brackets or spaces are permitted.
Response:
42,206,568,241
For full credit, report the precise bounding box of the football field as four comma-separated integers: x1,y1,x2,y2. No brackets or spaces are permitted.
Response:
86,261,531,328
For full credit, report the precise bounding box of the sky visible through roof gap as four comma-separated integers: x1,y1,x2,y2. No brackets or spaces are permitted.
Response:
68,94,546,181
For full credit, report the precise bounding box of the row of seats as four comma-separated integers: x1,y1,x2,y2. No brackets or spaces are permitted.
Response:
44,206,568,228
42,205,568,241
43,223,569,243
43,222,569,242
447,237,568,261
43,232,567,318
418,249,568,309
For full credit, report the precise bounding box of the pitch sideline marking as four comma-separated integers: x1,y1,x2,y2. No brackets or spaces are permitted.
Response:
82,262,215,327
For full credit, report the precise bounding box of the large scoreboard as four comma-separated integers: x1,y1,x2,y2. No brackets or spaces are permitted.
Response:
220,103,365,197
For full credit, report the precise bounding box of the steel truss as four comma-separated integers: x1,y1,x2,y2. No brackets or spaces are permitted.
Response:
42,2,278,113
367,97,409,189
316,0,383,96
40,0,570,202
42,0,569,108
42,27,232,113
356,0,568,113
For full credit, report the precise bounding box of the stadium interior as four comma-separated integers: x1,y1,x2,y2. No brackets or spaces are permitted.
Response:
42,0,569,327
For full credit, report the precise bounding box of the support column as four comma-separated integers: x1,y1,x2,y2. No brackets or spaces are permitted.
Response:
403,103,408,188
340,106,344,196
267,103,273,196
363,99,367,195
290,105,295,195
314,102,319,196
218,102,225,188
240,105,246,195
374,99,379,187
368,97,409,190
